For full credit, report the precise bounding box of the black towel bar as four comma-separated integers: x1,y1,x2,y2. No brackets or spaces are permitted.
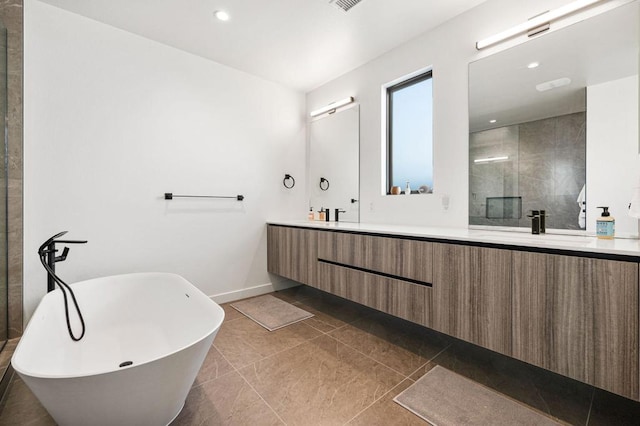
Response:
164,193,244,201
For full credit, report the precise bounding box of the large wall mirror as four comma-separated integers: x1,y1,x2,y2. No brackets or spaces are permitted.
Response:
309,105,360,223
469,1,639,234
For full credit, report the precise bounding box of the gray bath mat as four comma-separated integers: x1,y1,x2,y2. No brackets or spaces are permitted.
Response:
394,366,560,426
230,294,314,331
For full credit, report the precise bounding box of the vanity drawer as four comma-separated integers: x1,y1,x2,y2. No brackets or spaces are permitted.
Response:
317,232,433,285
318,260,432,327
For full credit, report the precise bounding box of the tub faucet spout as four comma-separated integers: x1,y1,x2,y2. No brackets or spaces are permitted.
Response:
38,231,88,293
37,231,89,341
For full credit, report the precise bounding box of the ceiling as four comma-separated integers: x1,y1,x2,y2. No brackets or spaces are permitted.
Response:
38,0,487,92
469,1,638,133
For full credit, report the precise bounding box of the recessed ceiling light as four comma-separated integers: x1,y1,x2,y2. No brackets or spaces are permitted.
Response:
489,119,497,123
527,62,540,69
214,10,230,21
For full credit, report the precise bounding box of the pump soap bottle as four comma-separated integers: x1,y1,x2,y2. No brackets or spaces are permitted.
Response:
596,206,615,239
308,208,315,221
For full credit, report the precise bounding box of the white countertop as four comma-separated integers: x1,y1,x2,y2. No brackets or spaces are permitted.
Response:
267,220,640,258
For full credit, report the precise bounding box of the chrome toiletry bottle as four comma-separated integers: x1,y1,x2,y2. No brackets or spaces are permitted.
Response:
308,208,315,221
596,206,615,239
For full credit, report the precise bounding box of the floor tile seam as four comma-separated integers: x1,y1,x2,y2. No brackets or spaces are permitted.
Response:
517,368,573,425
289,294,314,304
234,362,289,426
302,317,341,335
191,367,238,391
323,333,410,379
342,377,416,425
405,343,452,380
241,378,289,426
584,387,595,426
202,343,288,425
229,332,326,371
324,327,439,379
221,316,244,324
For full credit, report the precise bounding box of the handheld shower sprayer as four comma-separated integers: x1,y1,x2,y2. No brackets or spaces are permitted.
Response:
38,231,88,341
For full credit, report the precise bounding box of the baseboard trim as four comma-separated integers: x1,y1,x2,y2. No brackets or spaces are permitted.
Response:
210,280,301,304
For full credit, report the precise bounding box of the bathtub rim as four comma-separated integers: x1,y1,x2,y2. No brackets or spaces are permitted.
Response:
12,272,225,380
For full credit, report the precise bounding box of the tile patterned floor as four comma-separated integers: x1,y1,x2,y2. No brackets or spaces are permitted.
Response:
1,285,640,425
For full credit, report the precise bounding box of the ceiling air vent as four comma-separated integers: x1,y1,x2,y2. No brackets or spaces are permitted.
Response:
330,0,364,12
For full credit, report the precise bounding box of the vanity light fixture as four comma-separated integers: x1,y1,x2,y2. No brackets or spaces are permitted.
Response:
475,0,602,50
214,10,230,21
527,62,540,69
309,96,355,117
474,156,509,163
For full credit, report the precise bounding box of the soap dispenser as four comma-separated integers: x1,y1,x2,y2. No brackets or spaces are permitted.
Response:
596,206,615,239
308,207,315,221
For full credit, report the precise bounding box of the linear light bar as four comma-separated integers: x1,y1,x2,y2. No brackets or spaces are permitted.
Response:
309,96,355,117
475,0,602,50
474,156,509,163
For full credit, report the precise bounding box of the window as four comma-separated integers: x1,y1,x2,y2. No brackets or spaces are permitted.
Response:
386,71,433,194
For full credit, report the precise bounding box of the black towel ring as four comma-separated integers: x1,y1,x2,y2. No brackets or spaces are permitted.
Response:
319,177,330,191
283,174,295,189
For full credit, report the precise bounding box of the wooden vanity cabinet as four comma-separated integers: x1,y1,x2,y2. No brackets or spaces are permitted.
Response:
432,243,512,355
316,231,433,327
266,224,640,401
267,226,318,287
512,252,639,400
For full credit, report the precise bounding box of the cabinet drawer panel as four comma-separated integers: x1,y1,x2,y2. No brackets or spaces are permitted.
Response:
318,260,431,327
433,243,512,355
317,232,433,283
512,252,639,400
267,226,317,286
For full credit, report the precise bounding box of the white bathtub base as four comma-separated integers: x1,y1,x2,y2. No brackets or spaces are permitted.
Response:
13,273,224,426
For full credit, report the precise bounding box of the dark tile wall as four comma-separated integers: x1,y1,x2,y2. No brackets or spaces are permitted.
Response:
469,112,586,230
0,0,23,338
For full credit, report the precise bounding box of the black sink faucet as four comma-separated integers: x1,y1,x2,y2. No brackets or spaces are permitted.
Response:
334,208,346,222
527,210,547,235
37,231,87,293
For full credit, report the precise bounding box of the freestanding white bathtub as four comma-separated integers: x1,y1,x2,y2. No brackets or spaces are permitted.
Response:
12,272,225,426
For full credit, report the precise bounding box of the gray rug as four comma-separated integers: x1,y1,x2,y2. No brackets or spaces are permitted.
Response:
394,366,561,426
230,294,314,331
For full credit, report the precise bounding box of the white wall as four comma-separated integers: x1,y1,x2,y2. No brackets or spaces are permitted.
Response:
306,0,633,228
587,75,640,237
24,0,306,320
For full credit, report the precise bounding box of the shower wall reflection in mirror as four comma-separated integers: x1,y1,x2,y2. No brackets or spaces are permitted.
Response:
468,1,638,231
